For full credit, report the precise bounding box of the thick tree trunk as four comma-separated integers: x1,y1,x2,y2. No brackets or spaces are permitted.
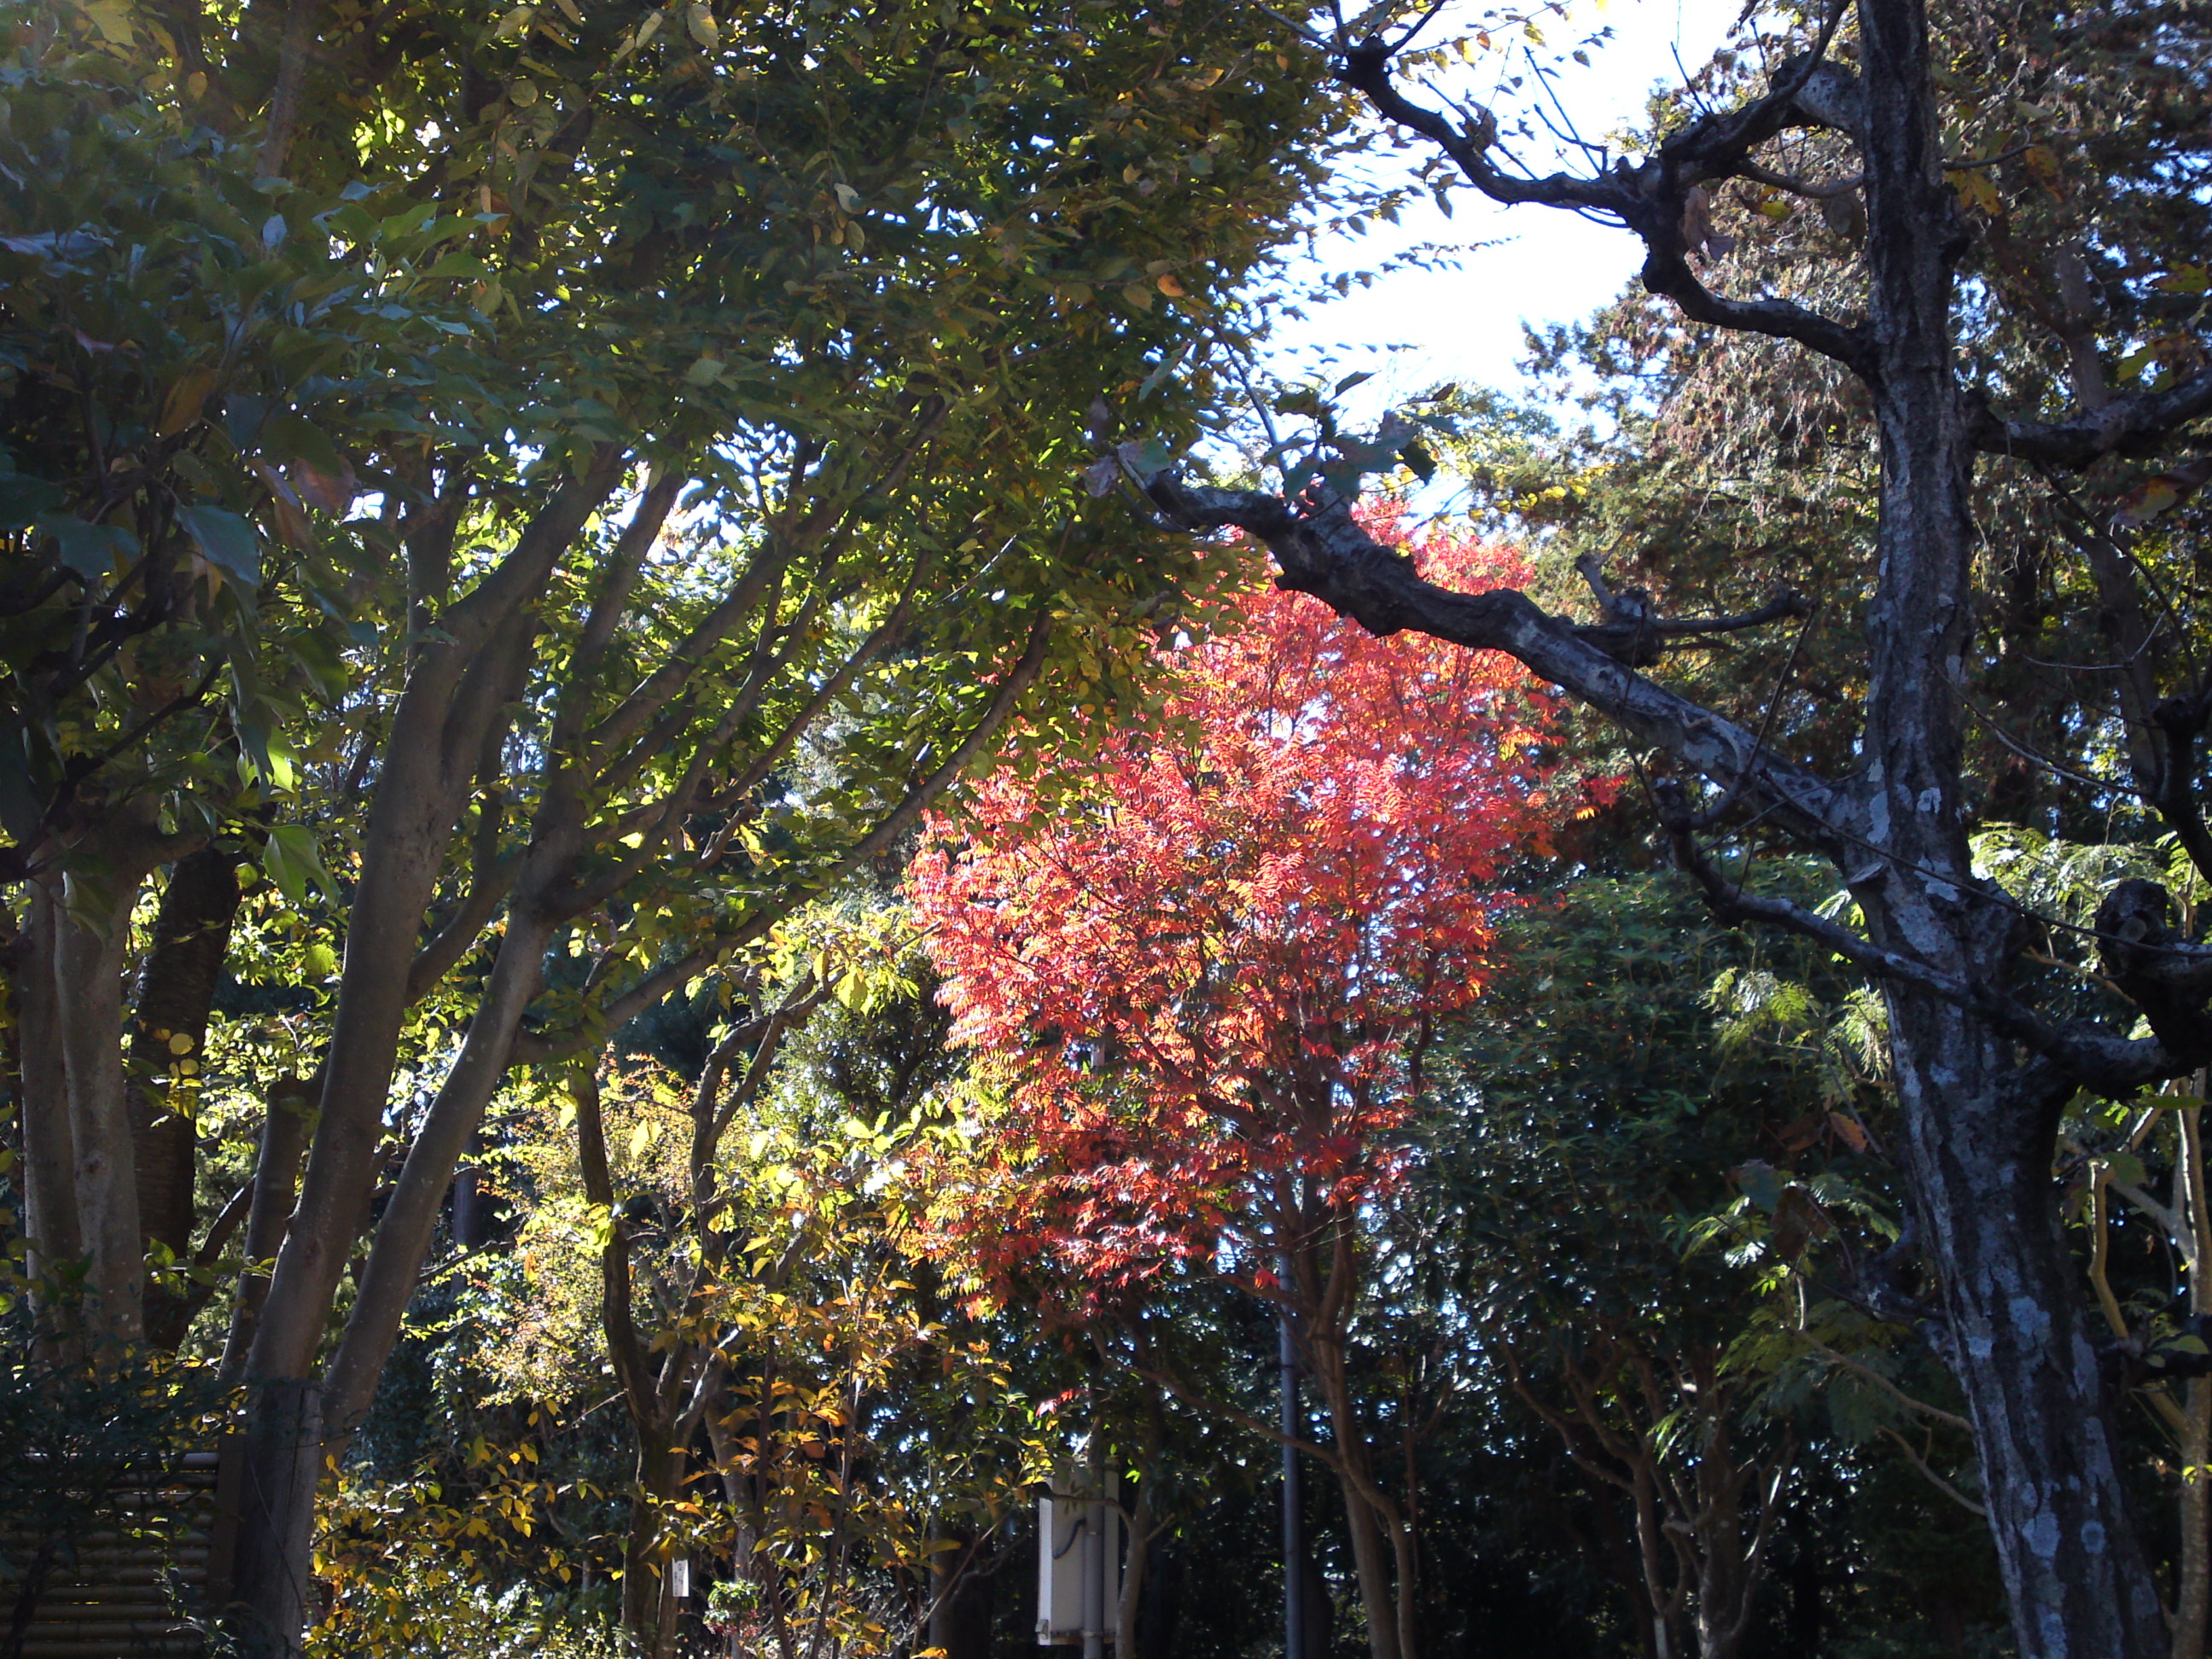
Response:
928,1526,998,1659
1887,1016,2165,1654
2176,1101,2212,1659
1848,2,2165,1649
225,1376,323,1659
622,1436,685,1654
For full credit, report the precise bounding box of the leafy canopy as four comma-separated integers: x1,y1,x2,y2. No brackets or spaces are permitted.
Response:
911,515,1610,1315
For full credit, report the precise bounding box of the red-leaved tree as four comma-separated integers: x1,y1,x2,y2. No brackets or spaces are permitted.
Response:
911,517,1612,1659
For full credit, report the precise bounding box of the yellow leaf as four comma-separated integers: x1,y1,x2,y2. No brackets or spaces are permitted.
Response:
1155,272,1186,297
157,367,218,437
686,1,717,46
1947,168,2001,217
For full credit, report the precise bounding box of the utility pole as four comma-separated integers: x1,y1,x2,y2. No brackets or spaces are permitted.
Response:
1083,1435,1106,1659
1039,1435,1118,1655
1280,1281,1303,1659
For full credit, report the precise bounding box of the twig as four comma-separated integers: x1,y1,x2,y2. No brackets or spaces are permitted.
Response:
1877,1426,1988,1518
1798,1333,1970,1432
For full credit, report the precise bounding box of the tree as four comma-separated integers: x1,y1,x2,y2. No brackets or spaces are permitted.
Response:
0,0,1353,1650
912,520,1605,1659
1130,2,2212,1649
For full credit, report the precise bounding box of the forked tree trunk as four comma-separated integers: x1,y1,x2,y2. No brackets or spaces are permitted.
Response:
1302,1277,1408,1659
227,465,622,1655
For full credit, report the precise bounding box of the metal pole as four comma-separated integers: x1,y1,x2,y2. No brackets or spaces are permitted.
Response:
1083,1438,1105,1659
1280,1293,1303,1659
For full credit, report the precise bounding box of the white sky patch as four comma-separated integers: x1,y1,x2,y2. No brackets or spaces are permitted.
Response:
1263,0,1749,413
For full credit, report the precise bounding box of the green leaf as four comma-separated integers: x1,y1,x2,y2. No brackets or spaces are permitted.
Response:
1733,1160,1784,1214
0,718,49,844
1115,438,1174,479
179,505,262,591
38,514,137,578
259,410,347,475
0,474,62,529
261,823,336,906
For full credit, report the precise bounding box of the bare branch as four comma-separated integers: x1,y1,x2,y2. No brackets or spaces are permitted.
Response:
1332,26,1876,376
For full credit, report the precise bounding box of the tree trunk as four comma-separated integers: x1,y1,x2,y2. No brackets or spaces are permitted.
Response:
54,860,148,1348
623,1435,685,1653
928,1526,998,1659
14,880,80,1312
319,902,557,1438
133,846,242,1348
129,847,240,1254
1312,1336,1403,1659
227,462,621,1656
219,1076,315,1385
1884,1013,2164,1652
2176,1099,2212,1659
244,463,617,1392
1843,3,2165,1647
225,1376,323,1659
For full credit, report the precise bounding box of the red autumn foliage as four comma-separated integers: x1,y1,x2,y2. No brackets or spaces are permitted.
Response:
910,515,1611,1319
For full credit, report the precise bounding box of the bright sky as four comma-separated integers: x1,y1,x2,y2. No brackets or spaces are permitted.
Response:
1261,0,1749,405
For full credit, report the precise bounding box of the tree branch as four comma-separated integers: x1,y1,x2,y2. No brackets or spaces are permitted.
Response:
1332,22,1876,377
1983,368,2212,465
1142,469,1852,851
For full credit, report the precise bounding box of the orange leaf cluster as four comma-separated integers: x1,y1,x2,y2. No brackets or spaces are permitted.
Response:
911,515,1610,1318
